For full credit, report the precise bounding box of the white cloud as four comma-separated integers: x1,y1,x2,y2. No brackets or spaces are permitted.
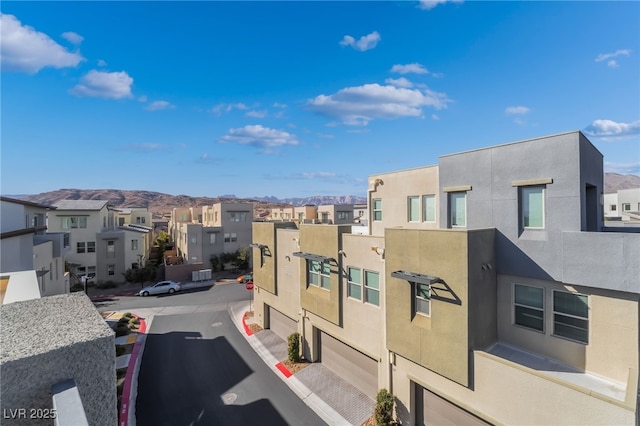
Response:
245,110,268,118
583,119,640,140
431,114,440,121
0,13,84,73
595,49,631,63
70,70,133,99
145,100,175,111
272,102,287,108
385,77,414,88
607,60,618,68
138,95,147,102
391,63,429,75
219,125,299,151
339,31,381,52
61,31,83,45
209,102,249,115
306,83,451,126
504,106,530,115
604,161,640,175
418,0,463,10
97,59,107,67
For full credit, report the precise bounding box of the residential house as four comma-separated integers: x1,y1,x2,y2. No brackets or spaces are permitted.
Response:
317,204,355,224
270,206,295,221
294,205,318,223
0,197,69,296
605,188,640,222
250,131,640,425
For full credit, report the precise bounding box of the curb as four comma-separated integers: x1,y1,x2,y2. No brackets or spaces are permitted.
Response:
119,314,147,426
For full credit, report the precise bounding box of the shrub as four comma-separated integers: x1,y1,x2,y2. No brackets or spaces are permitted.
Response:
128,317,140,325
118,317,129,324
70,284,84,292
123,312,133,319
287,332,300,363
114,323,130,337
96,281,117,289
375,389,394,426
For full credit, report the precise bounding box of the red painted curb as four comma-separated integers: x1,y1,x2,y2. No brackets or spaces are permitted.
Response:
242,312,253,336
119,315,146,426
275,362,292,378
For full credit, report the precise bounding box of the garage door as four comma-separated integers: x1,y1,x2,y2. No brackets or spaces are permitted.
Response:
415,384,490,426
268,306,297,341
319,331,378,398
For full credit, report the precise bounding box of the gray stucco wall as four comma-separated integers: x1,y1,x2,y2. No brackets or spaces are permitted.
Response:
1,293,116,426
438,131,597,282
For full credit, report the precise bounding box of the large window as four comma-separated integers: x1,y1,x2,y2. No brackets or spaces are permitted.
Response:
514,284,544,332
408,196,420,222
522,186,544,228
364,270,380,306
347,267,362,300
415,283,430,315
553,291,588,343
450,192,466,227
136,216,146,224
308,260,330,289
87,242,96,253
224,233,237,242
337,211,350,220
209,233,217,244
77,242,85,254
373,199,382,221
229,212,247,222
423,195,436,222
61,216,87,229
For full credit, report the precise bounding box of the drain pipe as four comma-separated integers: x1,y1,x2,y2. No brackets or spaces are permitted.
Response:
300,307,307,360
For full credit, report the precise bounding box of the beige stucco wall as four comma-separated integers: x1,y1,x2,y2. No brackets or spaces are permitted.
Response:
369,165,439,237
392,351,635,426
497,274,639,384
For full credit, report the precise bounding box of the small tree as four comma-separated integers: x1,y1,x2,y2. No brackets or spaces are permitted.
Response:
287,332,301,363
375,389,394,426
233,247,251,271
209,255,221,272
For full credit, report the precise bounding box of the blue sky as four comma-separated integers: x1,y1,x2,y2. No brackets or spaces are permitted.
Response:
1,1,639,199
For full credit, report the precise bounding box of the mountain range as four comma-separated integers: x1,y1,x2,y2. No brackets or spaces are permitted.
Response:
8,173,639,214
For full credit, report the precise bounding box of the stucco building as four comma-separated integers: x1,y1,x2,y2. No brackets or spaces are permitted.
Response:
250,131,640,425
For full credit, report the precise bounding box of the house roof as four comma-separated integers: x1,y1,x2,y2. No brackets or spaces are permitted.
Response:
52,200,110,211
0,196,56,209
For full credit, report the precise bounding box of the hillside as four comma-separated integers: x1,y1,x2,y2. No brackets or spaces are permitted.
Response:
604,173,640,193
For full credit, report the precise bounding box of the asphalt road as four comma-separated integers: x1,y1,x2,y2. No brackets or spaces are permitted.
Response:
101,283,325,426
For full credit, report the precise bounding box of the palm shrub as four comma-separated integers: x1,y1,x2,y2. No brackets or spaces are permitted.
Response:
287,332,300,363
375,388,394,426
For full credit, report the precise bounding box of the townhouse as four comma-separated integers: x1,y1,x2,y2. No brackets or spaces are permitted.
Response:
604,188,640,222
1,197,70,298
250,131,640,425
47,200,152,284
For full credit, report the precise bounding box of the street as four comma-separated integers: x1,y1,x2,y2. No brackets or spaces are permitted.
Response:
98,282,325,426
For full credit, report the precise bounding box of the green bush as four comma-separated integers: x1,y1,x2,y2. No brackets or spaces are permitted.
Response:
375,389,394,426
123,312,133,319
118,317,130,324
128,317,140,325
114,323,130,337
70,284,84,292
96,281,117,289
287,332,300,363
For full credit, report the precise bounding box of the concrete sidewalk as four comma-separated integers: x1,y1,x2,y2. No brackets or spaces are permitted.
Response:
228,301,374,426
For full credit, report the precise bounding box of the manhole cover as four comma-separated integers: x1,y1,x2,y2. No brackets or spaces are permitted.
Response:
221,393,237,405
211,322,223,327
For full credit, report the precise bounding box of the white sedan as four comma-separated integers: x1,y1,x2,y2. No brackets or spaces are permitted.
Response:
139,281,181,296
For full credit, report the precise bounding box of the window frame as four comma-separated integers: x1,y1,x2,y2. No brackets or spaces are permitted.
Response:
76,242,85,254
87,242,96,253
521,185,545,229
622,203,631,211
363,270,380,306
131,239,139,250
373,199,382,221
449,192,466,227
407,196,420,222
552,290,589,344
415,282,431,316
347,267,362,300
422,194,436,222
513,284,545,333
308,260,330,290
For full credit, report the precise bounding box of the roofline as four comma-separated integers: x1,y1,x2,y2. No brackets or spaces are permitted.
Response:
0,196,57,210
369,164,438,179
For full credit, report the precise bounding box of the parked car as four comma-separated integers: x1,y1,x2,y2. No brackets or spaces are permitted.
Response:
139,280,181,296
236,273,253,283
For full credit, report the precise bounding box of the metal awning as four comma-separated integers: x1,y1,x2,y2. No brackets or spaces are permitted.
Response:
391,270,439,285
292,252,335,263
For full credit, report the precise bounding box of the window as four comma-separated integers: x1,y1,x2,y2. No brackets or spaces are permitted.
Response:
553,291,588,343
337,211,350,220
298,212,304,220
364,271,380,306
224,233,230,242
230,233,237,242
414,283,431,315
373,199,382,221
450,192,466,227
229,212,247,222
63,233,70,248
308,260,330,289
522,186,544,228
132,239,139,250
422,195,436,222
408,196,420,222
107,265,115,276
118,217,125,226
61,216,87,229
514,284,544,332
77,242,85,253
622,203,631,211
107,240,115,257
190,235,197,245
348,267,362,300
209,233,217,244
180,214,188,221
87,242,96,253
610,204,617,211
136,216,146,224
